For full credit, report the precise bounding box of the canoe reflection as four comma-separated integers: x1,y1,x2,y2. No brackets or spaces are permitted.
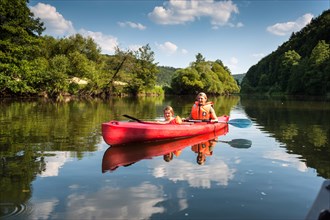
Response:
102,125,229,173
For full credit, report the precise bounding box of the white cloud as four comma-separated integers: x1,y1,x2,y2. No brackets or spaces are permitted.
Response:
30,3,118,54
229,57,238,65
118,21,146,30
267,13,313,36
236,22,244,28
79,29,118,54
225,56,239,73
156,41,178,54
30,3,75,36
252,53,265,58
128,44,143,52
148,0,239,27
181,49,188,54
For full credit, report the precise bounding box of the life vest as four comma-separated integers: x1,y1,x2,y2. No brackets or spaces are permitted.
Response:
169,119,178,124
169,116,182,124
191,101,214,120
191,141,213,156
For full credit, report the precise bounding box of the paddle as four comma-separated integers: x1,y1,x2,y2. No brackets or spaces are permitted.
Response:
217,139,252,148
185,118,252,128
122,114,160,124
123,114,252,128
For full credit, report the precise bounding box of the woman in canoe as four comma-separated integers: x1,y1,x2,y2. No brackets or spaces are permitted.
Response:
163,106,182,124
186,92,218,121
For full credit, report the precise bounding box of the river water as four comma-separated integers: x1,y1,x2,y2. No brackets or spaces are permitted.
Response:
0,95,329,219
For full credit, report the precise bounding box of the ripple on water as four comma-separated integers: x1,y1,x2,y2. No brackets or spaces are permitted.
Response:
0,202,32,218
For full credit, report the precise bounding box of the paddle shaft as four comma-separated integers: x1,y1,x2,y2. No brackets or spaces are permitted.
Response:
186,118,252,128
122,114,161,124
185,119,224,123
123,114,252,128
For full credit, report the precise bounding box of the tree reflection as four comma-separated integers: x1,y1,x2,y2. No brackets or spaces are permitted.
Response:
241,96,330,178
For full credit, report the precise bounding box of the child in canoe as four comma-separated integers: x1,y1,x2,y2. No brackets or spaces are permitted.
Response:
163,106,182,124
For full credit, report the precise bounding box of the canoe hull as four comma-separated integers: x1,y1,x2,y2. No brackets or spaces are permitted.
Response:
102,115,229,145
102,125,229,172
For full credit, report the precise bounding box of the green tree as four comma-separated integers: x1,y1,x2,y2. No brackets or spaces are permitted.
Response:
309,40,329,66
278,50,301,92
171,67,204,94
0,0,45,95
241,10,330,95
127,44,159,94
46,55,70,97
170,56,239,95
195,53,206,63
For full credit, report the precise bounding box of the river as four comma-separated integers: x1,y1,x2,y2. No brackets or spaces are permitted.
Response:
0,95,329,219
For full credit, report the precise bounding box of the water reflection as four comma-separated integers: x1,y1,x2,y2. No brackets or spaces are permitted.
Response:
65,183,165,219
152,156,236,188
241,97,330,178
102,125,229,172
0,96,329,219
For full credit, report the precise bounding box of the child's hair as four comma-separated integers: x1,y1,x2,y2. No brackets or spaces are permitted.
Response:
163,106,174,115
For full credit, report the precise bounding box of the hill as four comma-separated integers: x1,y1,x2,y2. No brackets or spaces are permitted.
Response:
157,66,178,86
233,73,245,84
241,10,330,96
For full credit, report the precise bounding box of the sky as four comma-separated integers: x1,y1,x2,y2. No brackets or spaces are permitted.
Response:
28,0,329,75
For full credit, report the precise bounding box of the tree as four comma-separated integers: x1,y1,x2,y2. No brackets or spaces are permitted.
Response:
195,53,205,63
303,40,330,95
278,50,301,92
127,44,159,94
309,40,329,66
170,58,239,95
0,0,45,95
241,10,330,95
171,68,204,94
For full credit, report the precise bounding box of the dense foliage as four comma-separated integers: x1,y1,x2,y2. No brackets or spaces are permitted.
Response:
0,0,44,95
0,0,239,99
157,66,178,87
170,54,240,95
241,10,330,96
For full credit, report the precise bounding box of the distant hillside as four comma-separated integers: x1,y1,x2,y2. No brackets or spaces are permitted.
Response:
157,66,178,86
233,73,245,84
241,10,330,96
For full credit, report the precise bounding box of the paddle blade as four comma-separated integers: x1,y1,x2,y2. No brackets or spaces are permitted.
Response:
227,139,252,148
227,118,252,128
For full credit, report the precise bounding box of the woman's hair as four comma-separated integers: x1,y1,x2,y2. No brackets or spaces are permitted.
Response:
163,106,174,115
196,92,207,100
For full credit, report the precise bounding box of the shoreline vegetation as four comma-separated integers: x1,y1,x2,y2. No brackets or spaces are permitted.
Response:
0,1,239,101
1,1,329,101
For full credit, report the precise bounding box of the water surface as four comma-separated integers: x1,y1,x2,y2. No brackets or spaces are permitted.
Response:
0,96,329,219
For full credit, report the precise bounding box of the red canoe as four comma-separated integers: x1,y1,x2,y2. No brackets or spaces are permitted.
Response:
101,115,229,145
102,125,229,172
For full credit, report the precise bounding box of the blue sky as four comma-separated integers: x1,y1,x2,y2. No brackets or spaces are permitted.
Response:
28,0,329,75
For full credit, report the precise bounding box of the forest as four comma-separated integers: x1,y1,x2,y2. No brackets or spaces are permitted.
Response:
241,9,330,96
0,0,239,100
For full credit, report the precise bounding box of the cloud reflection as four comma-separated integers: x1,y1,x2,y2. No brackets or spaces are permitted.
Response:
30,198,59,220
65,182,164,219
40,152,73,177
151,159,236,188
263,150,308,172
